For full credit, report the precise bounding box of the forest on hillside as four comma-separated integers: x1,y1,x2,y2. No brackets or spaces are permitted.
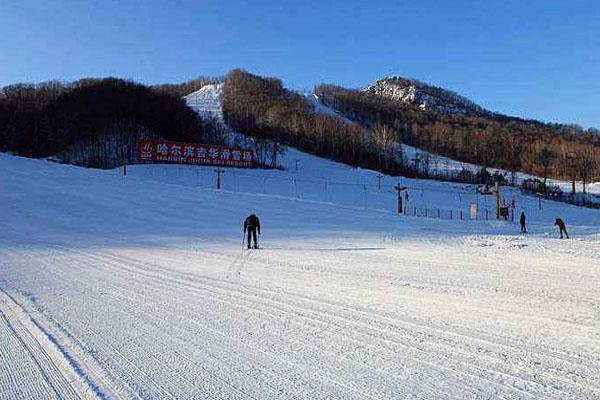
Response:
0,78,214,167
316,84,600,191
2,70,598,193
222,69,414,175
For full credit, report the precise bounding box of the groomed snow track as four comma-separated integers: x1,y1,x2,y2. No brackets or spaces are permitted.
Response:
1,153,600,399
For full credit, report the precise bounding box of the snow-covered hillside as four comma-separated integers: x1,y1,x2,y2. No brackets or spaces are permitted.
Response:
2,150,600,399
305,93,354,124
183,83,224,120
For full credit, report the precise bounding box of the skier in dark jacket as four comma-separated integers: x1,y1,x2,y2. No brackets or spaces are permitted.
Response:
243,214,261,249
519,211,527,234
554,218,569,239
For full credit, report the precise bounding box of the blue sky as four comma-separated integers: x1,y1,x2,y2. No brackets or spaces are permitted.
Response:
1,0,599,128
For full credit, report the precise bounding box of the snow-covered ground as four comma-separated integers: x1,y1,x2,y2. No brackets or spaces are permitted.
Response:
122,143,600,230
2,151,600,399
401,143,600,196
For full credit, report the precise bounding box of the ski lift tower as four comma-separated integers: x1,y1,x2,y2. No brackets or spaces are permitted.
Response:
394,183,407,214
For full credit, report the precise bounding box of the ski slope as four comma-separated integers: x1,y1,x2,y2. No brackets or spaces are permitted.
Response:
1,151,600,399
121,143,599,232
183,83,224,120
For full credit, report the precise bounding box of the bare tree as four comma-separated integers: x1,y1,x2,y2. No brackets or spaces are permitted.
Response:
371,123,398,169
536,146,557,189
578,151,598,194
562,152,579,195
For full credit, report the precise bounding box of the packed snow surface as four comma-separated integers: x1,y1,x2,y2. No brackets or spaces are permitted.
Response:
1,150,600,399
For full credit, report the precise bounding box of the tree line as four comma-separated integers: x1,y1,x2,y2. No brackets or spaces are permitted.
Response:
222,69,413,175
0,78,212,167
315,84,600,192
152,76,223,98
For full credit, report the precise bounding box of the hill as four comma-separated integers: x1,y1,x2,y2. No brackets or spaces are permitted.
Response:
315,80,600,186
2,70,598,190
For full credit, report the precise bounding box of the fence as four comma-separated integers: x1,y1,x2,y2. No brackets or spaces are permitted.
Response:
125,163,511,221
401,206,499,221
409,163,600,210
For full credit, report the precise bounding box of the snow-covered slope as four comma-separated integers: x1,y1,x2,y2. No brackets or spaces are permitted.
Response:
305,93,354,123
122,143,600,229
183,83,224,120
2,150,600,399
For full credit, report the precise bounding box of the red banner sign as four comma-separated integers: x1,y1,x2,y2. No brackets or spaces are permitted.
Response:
137,139,256,168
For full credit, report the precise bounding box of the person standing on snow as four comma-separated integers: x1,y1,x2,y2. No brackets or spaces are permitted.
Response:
243,214,261,249
554,218,569,239
519,211,527,234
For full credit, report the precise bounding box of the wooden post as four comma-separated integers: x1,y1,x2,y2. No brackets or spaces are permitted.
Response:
495,181,500,219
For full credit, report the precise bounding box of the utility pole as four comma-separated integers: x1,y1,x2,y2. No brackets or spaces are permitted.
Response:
214,167,224,190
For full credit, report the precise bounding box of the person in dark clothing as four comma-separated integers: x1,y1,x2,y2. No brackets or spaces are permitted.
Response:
519,211,527,233
554,218,569,239
243,214,261,249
